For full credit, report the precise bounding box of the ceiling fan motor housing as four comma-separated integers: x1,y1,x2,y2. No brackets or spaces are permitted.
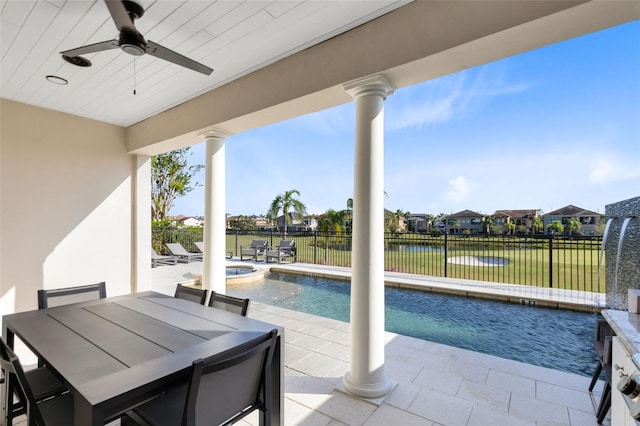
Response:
119,28,147,56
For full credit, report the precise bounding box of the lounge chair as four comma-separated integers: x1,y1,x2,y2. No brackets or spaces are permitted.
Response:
240,239,268,261
194,241,233,259
266,240,297,264
151,248,178,268
165,243,203,263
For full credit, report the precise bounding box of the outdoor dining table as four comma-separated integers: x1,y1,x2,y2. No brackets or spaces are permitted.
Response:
2,291,284,425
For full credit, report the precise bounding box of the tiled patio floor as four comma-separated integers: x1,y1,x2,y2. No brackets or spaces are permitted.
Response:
6,260,609,425
151,260,611,426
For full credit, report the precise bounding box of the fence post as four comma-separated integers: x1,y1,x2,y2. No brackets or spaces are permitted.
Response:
313,231,317,265
548,235,553,288
235,229,239,255
444,232,448,278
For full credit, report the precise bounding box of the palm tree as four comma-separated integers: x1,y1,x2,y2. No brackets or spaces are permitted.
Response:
548,220,564,235
450,220,461,235
533,216,544,234
567,217,581,236
485,215,495,235
267,189,307,238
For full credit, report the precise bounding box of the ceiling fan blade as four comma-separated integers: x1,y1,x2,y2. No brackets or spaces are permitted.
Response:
147,40,213,76
105,0,136,32
60,40,119,57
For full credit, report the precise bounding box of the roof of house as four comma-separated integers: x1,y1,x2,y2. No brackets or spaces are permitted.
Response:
446,210,484,219
492,209,540,219
543,205,600,217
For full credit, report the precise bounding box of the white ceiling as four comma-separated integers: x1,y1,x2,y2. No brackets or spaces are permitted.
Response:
0,0,410,127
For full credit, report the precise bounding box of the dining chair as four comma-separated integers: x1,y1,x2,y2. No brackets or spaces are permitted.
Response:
208,291,250,317
174,283,208,305
1,337,72,426
122,329,279,426
37,281,107,309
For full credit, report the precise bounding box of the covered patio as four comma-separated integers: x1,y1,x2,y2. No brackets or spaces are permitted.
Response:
1,1,638,424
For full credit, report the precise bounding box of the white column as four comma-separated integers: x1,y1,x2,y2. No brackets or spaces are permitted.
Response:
342,75,395,399
133,155,152,292
199,129,230,294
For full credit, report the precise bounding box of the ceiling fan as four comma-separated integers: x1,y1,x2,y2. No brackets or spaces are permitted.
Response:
60,0,213,75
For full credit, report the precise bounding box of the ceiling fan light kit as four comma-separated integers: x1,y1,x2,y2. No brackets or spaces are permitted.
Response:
62,55,92,67
59,0,213,75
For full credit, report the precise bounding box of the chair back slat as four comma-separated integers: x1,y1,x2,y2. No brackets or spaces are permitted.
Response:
250,239,268,249
37,282,107,309
208,292,250,316
175,283,208,305
188,329,278,426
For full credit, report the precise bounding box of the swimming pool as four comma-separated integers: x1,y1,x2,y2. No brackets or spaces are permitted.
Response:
228,271,598,377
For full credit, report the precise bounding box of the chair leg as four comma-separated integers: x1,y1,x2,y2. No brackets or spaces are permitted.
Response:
589,361,603,392
597,381,611,424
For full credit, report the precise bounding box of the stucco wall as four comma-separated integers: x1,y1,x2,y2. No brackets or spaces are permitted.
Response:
0,99,133,318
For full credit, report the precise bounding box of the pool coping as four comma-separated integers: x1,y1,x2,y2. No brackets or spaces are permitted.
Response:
264,262,606,313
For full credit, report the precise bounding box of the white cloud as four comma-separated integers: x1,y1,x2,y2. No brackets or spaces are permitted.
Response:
589,155,640,184
445,175,475,203
387,64,530,131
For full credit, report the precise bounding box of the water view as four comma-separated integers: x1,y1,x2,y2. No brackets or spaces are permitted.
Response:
229,271,598,377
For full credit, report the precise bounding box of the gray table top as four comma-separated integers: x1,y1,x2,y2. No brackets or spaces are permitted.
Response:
3,291,282,421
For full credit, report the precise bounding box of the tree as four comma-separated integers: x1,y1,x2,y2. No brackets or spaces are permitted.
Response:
151,147,203,221
450,220,461,235
533,216,544,234
267,189,307,238
485,215,495,235
318,209,348,234
566,217,582,236
548,220,564,235
228,215,257,231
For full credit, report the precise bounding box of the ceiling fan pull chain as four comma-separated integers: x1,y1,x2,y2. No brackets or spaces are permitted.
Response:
133,56,137,95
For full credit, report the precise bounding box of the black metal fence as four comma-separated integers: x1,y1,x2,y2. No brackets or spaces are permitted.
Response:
152,228,604,293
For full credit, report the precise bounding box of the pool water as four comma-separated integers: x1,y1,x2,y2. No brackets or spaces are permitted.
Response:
225,267,254,276
229,271,598,377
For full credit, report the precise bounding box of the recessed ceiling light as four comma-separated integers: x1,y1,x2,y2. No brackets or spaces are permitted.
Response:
45,75,68,85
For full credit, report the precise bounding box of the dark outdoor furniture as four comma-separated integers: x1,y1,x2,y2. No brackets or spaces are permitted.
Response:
175,283,208,305
589,319,615,423
240,239,268,262
2,291,284,425
37,281,107,309
208,291,250,317
123,329,278,426
165,243,203,263
152,248,178,268
266,240,297,264
1,338,69,426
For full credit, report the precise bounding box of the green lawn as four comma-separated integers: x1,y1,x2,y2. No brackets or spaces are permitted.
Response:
225,233,604,293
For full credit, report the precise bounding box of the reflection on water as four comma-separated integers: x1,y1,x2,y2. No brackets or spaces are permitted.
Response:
229,272,597,377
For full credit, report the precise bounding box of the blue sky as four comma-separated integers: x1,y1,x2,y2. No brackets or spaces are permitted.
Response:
171,20,640,218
